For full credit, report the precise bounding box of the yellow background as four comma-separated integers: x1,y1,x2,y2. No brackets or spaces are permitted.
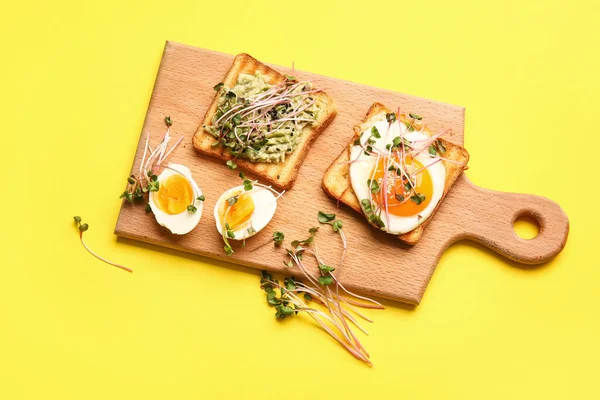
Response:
2,0,598,398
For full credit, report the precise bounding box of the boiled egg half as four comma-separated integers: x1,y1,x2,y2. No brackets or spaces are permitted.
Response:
148,163,203,235
350,119,446,235
214,184,277,240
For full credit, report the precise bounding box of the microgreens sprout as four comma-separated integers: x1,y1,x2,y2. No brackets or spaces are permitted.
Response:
73,216,132,273
260,212,383,366
197,195,205,202
119,116,199,212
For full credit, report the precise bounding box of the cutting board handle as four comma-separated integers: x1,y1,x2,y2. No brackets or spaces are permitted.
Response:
444,175,569,264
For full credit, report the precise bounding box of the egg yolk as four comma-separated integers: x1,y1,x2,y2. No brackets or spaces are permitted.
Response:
219,191,255,229
154,174,194,215
372,155,433,217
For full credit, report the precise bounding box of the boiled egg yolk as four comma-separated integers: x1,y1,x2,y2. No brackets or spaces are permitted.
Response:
372,155,433,217
219,191,255,229
155,174,194,215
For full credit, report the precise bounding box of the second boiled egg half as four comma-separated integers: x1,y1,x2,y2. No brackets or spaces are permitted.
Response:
214,184,277,240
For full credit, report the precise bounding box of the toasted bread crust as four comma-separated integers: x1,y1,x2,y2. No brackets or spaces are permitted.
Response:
322,102,469,245
193,53,336,190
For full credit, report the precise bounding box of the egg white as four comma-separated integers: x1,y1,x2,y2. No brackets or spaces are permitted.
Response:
148,163,203,235
349,119,446,235
214,185,277,240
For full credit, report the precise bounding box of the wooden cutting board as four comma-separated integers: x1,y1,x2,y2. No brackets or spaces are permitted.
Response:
114,41,569,304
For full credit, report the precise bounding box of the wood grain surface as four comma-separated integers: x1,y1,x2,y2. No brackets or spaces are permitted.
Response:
114,41,569,304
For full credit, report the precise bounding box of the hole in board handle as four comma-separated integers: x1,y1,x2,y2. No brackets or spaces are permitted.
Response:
514,215,540,240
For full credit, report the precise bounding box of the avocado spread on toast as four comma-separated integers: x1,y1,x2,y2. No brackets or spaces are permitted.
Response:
204,72,323,163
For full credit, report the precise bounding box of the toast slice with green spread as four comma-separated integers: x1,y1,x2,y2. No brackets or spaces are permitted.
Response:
193,53,336,190
322,102,469,245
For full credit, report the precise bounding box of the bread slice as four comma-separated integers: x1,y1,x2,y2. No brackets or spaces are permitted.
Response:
193,53,336,190
322,102,469,245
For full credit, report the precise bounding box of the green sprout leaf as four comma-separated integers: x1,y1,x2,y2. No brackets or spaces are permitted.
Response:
197,195,205,202
243,179,253,191
428,145,437,156
79,223,89,233
165,116,172,127
226,160,238,170
410,193,426,205
368,179,381,194
145,203,152,213
147,180,160,192
317,211,336,223
318,264,335,273
386,112,397,123
361,198,372,212
73,216,82,224
213,82,224,91
224,245,233,256
227,196,238,206
332,220,343,232
371,126,381,139
275,305,295,318
247,227,256,235
120,191,134,203
369,214,385,228
318,276,334,286
273,231,285,246
304,293,312,301
284,277,296,291
187,205,197,213
267,291,281,305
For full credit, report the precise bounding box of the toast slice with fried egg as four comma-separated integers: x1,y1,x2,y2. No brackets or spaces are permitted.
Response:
322,102,469,245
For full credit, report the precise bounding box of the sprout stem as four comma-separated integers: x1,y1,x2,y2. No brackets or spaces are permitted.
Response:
78,232,132,273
